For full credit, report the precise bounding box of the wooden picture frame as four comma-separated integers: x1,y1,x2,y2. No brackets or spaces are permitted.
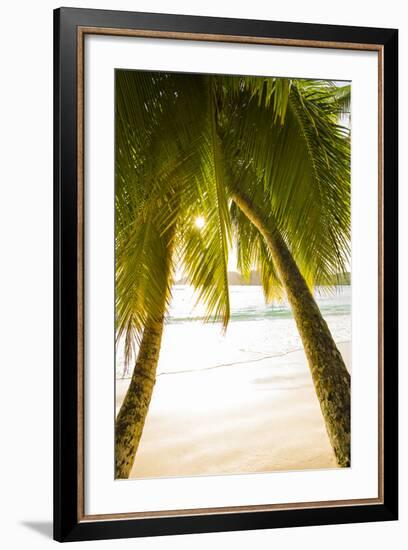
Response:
54,7,398,542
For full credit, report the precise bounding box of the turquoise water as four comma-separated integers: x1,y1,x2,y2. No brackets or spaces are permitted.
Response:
168,284,350,323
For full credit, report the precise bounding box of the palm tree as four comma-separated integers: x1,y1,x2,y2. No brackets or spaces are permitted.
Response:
115,72,231,478
230,188,350,466
115,71,351,477
220,81,351,465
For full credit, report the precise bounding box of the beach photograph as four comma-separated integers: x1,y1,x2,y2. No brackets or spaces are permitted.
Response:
114,70,351,480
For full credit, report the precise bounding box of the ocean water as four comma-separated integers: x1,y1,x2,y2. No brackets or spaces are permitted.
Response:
116,285,351,378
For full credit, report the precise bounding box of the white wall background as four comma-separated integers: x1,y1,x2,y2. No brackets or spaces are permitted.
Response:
0,1,405,548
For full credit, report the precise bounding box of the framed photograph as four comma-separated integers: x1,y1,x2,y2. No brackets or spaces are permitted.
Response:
54,7,398,542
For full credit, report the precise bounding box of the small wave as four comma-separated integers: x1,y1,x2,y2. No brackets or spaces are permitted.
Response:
116,340,351,380
153,340,350,378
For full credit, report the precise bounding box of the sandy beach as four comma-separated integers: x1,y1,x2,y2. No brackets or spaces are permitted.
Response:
116,341,350,479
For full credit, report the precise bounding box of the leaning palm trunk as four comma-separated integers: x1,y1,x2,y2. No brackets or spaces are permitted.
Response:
232,190,350,467
115,315,165,478
115,221,176,479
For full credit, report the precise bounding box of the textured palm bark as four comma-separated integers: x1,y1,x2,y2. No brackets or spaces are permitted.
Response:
115,317,164,478
232,190,350,467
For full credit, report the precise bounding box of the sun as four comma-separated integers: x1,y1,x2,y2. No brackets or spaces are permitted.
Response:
194,216,205,229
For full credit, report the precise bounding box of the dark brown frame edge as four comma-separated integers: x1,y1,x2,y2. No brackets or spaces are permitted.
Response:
54,6,398,542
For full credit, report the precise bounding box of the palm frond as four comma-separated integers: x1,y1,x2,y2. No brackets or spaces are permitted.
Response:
222,79,350,287
115,71,233,364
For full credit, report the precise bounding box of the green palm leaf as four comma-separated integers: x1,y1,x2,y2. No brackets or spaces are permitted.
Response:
115,72,233,365
222,79,350,288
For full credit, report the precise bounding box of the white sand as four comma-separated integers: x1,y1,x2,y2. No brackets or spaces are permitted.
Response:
116,342,350,479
